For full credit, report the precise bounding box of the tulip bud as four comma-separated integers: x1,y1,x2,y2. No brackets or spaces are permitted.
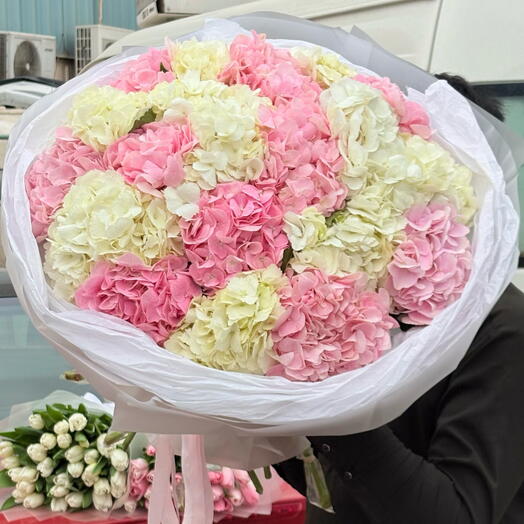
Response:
240,480,260,506
93,492,112,512
40,433,57,450
53,420,70,435
67,462,84,479
50,485,69,498
65,445,85,463
27,443,47,463
65,492,84,509
54,472,72,488
57,433,73,449
96,434,114,458
68,413,87,432
23,493,45,509
0,440,13,452
81,463,99,487
221,467,234,489
28,414,45,430
18,480,35,494
94,478,111,496
232,469,251,485
12,489,25,504
146,471,154,484
0,442,14,459
84,449,100,465
124,499,137,513
18,467,38,483
110,470,127,499
110,449,129,472
2,455,20,470
7,467,23,483
50,497,68,512
145,445,156,457
228,487,244,507
212,485,225,502
36,457,55,478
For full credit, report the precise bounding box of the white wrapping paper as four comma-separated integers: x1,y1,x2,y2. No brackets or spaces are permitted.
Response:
1,17,521,470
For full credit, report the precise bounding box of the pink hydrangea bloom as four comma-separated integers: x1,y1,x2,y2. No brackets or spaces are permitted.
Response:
74,253,201,345
219,32,314,102
385,203,472,325
110,48,173,93
355,74,432,139
222,33,347,215
25,127,106,242
104,121,197,196
268,270,398,382
256,98,347,215
180,182,288,290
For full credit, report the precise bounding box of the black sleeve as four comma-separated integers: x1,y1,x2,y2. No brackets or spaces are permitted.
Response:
280,285,524,524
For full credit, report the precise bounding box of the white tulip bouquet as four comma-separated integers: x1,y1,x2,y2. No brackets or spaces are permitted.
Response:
0,402,132,513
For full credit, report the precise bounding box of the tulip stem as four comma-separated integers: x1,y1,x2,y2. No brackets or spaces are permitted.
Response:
248,470,264,494
104,432,124,446
121,432,136,451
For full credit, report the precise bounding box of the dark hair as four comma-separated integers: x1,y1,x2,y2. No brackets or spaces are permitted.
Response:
435,73,505,122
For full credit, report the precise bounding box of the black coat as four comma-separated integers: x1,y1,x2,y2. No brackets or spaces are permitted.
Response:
277,284,524,524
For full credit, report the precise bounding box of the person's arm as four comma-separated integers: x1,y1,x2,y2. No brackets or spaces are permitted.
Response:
279,286,524,524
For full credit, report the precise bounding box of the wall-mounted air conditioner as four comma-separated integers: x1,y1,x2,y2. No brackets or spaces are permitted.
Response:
0,31,56,80
75,25,133,74
136,0,253,28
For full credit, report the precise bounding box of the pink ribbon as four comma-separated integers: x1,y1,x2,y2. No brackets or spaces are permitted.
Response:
148,435,180,524
181,435,214,524
147,434,214,524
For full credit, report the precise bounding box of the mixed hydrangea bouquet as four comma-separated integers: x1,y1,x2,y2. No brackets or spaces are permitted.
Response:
2,15,520,523
26,29,474,380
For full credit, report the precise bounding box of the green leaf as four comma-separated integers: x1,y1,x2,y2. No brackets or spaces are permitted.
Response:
84,423,95,435
82,490,92,509
45,477,54,492
100,414,113,426
46,405,65,424
56,463,67,475
78,404,88,417
0,469,15,488
131,109,156,131
53,449,66,462
32,410,54,429
18,454,34,467
35,478,45,493
0,496,18,511
53,403,68,411
75,432,88,444
92,458,106,476
280,247,294,271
